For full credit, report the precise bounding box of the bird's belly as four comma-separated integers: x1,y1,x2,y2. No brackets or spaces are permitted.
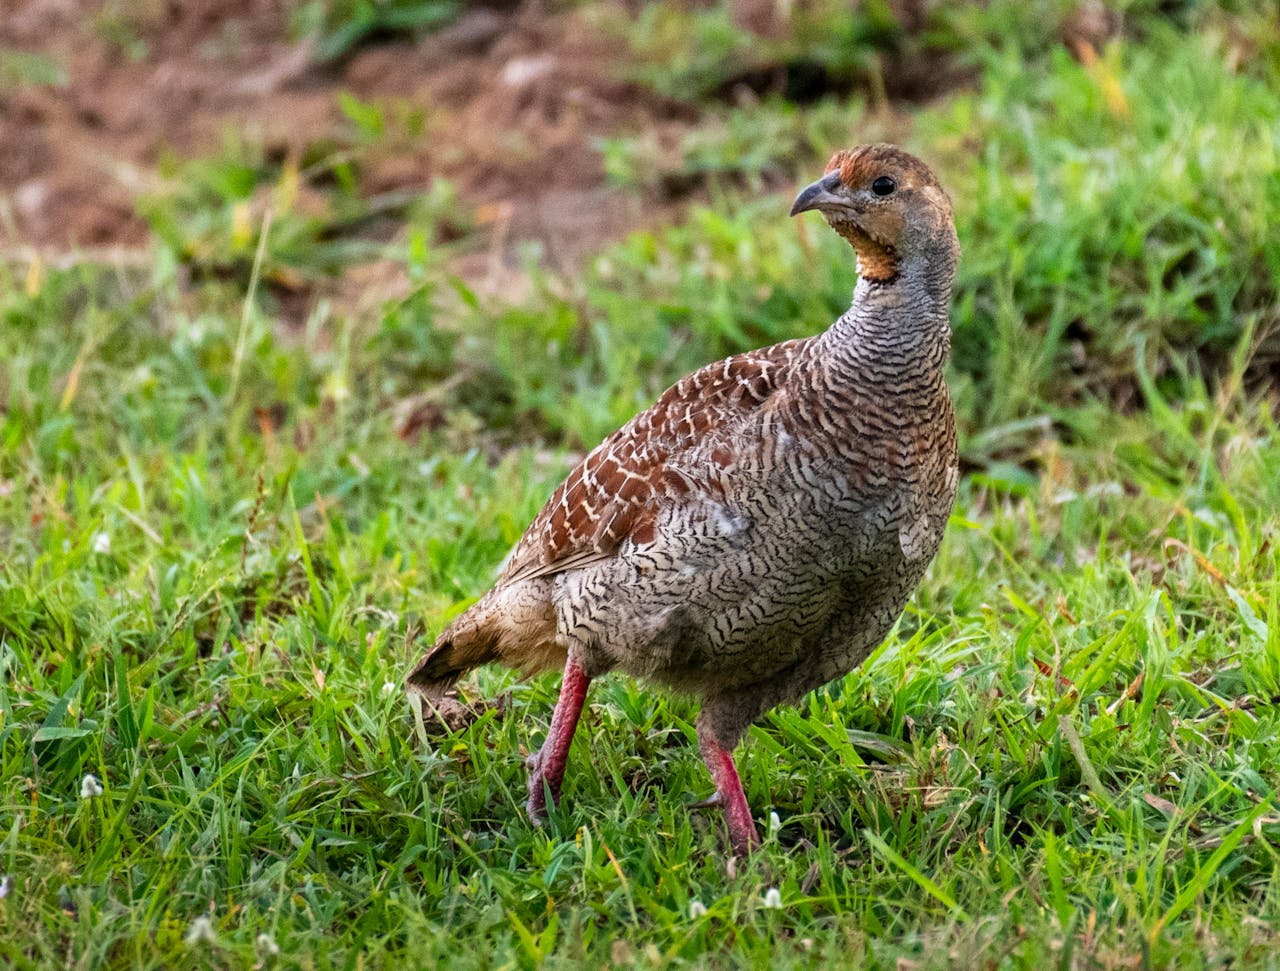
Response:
554,488,922,692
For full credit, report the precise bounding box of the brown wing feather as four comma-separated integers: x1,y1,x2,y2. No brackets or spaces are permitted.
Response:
502,339,806,584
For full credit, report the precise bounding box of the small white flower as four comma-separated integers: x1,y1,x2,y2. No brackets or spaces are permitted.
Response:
762,887,783,910
79,774,103,799
92,532,111,555
689,900,707,919
0,875,11,899
128,364,155,390
256,933,280,957
381,681,397,697
324,372,350,402
768,811,781,836
185,915,217,946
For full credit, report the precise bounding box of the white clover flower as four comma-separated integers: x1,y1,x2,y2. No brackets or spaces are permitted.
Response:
381,681,397,697
185,916,217,946
768,811,781,836
256,933,280,957
92,531,111,555
79,774,103,799
762,887,783,910
689,900,707,919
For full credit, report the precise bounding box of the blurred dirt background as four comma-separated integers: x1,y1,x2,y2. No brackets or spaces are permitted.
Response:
0,0,693,274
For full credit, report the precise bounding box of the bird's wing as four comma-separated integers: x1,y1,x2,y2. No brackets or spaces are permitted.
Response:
501,338,807,584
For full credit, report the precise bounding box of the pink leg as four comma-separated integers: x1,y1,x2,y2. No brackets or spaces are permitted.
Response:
698,727,759,857
526,655,591,822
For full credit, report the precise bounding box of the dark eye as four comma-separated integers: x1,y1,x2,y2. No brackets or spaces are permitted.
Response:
871,175,896,197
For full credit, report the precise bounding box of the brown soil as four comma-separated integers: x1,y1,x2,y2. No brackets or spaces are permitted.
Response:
0,0,690,287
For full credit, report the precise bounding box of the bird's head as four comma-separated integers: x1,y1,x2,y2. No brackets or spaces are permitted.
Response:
790,144,958,285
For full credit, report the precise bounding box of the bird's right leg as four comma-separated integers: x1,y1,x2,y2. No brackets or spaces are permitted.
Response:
526,653,591,823
695,710,759,857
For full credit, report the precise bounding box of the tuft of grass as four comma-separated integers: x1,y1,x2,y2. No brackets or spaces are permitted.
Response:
617,0,912,105
934,20,1280,427
138,129,468,301
0,49,67,91
293,0,462,62
598,96,863,195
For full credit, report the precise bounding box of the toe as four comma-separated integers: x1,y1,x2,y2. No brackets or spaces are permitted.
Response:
689,791,725,810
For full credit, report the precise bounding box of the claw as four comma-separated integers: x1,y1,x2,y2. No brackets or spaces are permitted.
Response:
688,791,724,810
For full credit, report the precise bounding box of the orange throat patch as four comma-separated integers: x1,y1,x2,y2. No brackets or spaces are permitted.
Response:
832,221,900,283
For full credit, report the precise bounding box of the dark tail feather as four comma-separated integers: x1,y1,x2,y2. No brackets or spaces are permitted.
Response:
406,631,504,732
406,628,500,699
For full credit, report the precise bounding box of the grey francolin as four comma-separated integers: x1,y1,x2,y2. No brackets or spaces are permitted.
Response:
410,144,961,857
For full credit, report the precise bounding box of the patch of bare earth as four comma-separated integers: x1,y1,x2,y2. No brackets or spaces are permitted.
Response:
0,0,691,299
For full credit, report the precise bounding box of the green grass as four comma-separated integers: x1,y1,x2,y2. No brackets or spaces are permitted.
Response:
292,0,462,62
4,3,1280,968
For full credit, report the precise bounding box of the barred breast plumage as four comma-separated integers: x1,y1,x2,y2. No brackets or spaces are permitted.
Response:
409,144,962,857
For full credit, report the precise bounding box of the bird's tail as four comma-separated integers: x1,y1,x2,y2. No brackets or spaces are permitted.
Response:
407,588,564,710
406,622,501,700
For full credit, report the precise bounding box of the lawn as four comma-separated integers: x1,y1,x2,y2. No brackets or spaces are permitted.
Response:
2,2,1280,968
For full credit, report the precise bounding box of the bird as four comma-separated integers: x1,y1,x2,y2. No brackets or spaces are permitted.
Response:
408,144,961,857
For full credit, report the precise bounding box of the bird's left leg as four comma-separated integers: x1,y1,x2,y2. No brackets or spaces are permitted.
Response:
526,653,591,823
695,708,759,857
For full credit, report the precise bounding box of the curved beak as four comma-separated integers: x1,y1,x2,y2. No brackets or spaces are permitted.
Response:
790,172,844,217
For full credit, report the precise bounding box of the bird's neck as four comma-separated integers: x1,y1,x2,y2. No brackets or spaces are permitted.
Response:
821,258,954,382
